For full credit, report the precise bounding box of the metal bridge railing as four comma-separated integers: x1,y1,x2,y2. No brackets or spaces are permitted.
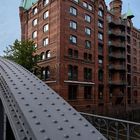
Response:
80,112,140,140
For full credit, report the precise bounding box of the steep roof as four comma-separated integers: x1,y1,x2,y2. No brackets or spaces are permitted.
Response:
20,0,38,10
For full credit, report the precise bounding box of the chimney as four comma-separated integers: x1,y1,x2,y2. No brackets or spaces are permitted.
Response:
109,0,122,17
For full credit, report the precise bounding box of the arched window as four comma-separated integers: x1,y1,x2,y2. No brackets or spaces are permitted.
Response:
40,52,45,60
46,50,51,58
98,5,104,17
33,7,38,15
45,66,50,80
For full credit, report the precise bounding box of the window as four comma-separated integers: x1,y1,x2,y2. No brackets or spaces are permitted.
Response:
98,9,103,17
43,11,49,19
98,32,103,40
43,24,49,32
98,86,103,99
73,0,79,3
43,38,49,46
68,49,73,57
45,66,50,80
41,52,45,60
68,85,77,100
98,57,103,64
88,5,92,11
85,14,91,23
84,68,92,80
70,35,77,44
32,19,38,26
98,20,103,28
74,50,78,58
98,69,103,81
85,40,91,48
84,86,92,99
41,66,50,80
33,7,38,15
43,0,49,6
85,27,91,36
46,50,51,58
98,44,103,54
70,21,77,30
70,7,77,16
83,2,88,8
68,65,78,80
32,31,37,39
84,53,92,61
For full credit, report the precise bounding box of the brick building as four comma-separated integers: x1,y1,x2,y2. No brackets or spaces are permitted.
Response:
19,0,140,117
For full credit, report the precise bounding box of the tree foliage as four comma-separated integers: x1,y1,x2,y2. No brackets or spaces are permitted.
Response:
3,39,36,71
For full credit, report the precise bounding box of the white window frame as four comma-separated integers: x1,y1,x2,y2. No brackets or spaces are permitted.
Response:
70,21,77,30
33,7,38,15
32,19,38,26
85,14,91,23
70,7,77,16
85,27,91,36
44,0,49,6
70,35,77,44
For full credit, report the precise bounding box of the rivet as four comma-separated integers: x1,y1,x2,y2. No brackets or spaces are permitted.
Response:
17,92,21,94
52,120,58,124
34,97,38,100
46,97,49,100
40,129,45,133
79,118,82,121
61,114,65,116
44,137,50,140
76,132,81,136
38,103,42,106
47,114,51,118
35,122,40,125
25,104,29,106
91,130,95,133
41,92,45,94
58,126,63,130
51,103,55,105
32,116,37,119
84,123,88,127
21,97,25,100
30,92,33,94
29,110,33,113
64,135,69,139
70,125,74,129
64,119,69,122
56,108,60,111
44,109,47,112
73,113,77,115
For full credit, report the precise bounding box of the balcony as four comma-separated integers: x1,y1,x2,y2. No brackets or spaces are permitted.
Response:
109,80,127,86
108,31,125,39
109,65,126,71
109,53,125,59
108,19,125,28
108,41,125,49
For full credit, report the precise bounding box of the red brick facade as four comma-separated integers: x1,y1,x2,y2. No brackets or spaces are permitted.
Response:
19,0,140,117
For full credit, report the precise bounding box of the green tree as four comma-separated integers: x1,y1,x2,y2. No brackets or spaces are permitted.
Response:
3,39,37,72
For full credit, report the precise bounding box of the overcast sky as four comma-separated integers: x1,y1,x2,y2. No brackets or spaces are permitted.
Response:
0,0,140,55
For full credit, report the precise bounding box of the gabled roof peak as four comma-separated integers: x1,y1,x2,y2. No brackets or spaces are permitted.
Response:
20,0,38,10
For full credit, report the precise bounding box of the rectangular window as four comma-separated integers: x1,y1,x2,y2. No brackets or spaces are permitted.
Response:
68,49,73,57
98,9,103,17
43,0,49,6
68,65,78,80
32,31,37,39
98,32,103,40
32,19,38,26
84,68,92,80
43,38,49,46
43,11,49,19
85,40,91,48
88,5,92,11
98,70,103,81
70,35,77,44
98,85,103,99
74,50,78,58
73,0,79,3
98,20,103,28
68,85,77,100
84,86,92,99
83,2,88,8
70,21,77,30
43,24,49,32
85,27,91,36
70,7,77,16
85,14,91,23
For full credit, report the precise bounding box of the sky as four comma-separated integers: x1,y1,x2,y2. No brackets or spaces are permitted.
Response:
0,0,140,56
